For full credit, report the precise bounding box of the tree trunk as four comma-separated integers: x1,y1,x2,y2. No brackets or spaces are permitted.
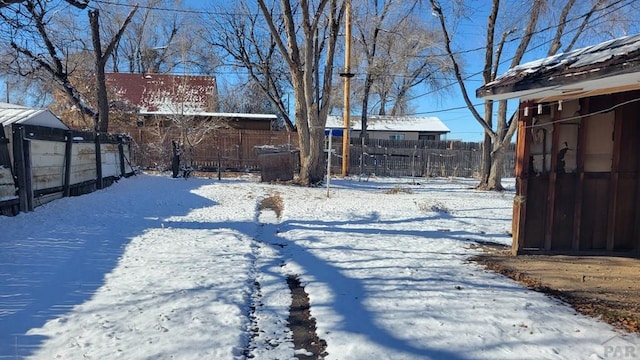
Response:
477,100,493,186
479,133,491,184
89,7,138,133
483,144,506,191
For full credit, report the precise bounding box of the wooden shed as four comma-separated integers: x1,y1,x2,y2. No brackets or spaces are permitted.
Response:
476,34,640,256
0,103,135,216
0,104,71,211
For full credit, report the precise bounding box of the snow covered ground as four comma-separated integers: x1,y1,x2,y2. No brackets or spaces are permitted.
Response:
1,174,638,359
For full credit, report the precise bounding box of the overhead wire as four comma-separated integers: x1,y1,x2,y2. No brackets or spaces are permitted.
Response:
402,0,636,112
7,0,637,121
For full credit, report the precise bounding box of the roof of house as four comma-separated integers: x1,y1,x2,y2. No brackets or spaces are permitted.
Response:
106,73,218,114
139,110,277,120
326,115,450,133
0,103,69,130
476,34,640,102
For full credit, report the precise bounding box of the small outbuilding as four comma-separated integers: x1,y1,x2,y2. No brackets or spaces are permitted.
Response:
0,103,70,212
0,103,134,216
477,34,640,256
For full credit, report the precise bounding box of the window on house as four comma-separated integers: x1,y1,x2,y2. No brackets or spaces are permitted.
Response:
419,134,436,141
389,134,405,140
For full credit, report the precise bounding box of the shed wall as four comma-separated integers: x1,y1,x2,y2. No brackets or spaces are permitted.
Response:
513,92,640,256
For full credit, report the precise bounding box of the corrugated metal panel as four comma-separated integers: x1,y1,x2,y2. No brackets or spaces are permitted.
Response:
0,103,69,130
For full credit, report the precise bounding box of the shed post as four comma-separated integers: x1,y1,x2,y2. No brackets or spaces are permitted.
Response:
12,125,32,212
512,101,533,255
118,139,126,177
95,132,103,189
607,96,624,251
63,131,73,197
544,104,560,250
0,130,11,169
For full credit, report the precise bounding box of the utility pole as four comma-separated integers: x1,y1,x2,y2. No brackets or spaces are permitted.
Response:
340,0,353,177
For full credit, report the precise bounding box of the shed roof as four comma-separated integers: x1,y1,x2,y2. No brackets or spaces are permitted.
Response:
476,34,640,102
326,115,450,133
0,103,69,130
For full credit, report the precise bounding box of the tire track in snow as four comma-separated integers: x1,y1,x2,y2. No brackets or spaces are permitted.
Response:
242,193,295,359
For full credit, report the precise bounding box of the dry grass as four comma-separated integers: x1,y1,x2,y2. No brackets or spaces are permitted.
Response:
384,186,413,194
416,201,452,214
258,193,284,218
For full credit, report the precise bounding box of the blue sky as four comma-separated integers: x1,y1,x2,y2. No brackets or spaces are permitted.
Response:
4,0,632,142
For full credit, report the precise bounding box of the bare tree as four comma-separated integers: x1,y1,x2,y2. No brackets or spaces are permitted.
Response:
106,0,195,74
2,1,98,118
352,0,450,137
90,6,138,132
429,0,635,190
204,2,294,131
255,0,345,185
0,0,136,132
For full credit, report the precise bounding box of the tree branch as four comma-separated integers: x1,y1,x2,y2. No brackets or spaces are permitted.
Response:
429,0,495,137
547,0,577,56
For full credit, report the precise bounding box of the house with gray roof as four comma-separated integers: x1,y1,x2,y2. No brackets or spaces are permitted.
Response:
326,115,450,141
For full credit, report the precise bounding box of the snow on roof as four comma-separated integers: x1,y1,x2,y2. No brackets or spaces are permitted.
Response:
139,110,277,120
106,73,218,114
326,115,450,133
0,103,69,130
499,34,640,81
477,33,640,101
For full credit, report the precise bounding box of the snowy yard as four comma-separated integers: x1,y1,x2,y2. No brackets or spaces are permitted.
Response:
1,174,638,359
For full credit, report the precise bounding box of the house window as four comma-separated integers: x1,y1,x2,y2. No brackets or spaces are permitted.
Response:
389,134,405,140
419,134,436,141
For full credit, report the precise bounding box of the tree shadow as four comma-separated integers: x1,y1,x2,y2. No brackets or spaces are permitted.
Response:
0,176,217,357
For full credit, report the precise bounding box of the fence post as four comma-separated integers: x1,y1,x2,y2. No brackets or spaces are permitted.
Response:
118,139,126,177
95,133,103,189
12,125,32,212
411,145,417,178
63,131,73,197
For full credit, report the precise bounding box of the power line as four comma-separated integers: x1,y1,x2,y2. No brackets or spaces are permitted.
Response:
403,0,635,105
92,0,634,61
90,0,237,16
525,96,640,129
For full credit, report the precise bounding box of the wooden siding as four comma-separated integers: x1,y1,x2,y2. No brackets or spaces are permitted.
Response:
70,143,97,185
1,124,135,215
30,140,66,192
0,167,14,199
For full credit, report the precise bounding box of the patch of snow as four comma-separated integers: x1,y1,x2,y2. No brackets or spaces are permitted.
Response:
0,174,637,359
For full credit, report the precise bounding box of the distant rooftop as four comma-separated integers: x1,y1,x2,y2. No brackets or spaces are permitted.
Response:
139,110,276,120
106,73,218,114
326,115,450,133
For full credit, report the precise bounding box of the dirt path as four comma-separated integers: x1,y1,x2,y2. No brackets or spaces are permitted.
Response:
469,243,640,333
287,275,328,360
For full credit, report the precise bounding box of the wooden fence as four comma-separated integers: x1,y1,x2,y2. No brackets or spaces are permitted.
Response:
328,137,516,178
0,124,135,216
117,126,515,179
119,126,298,172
